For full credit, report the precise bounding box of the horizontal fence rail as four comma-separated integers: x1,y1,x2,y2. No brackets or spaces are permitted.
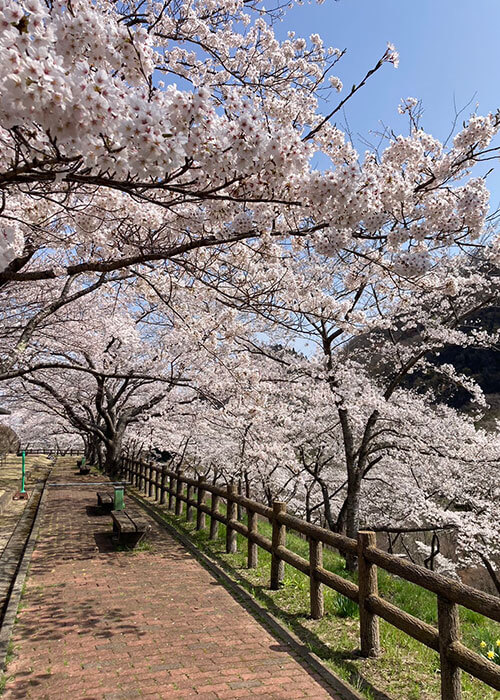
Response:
18,447,82,456
120,456,500,700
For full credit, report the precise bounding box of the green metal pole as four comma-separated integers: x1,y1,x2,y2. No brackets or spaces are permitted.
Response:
114,486,124,511
21,450,26,493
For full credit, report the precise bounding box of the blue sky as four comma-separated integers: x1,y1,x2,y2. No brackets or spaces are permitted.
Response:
276,0,500,209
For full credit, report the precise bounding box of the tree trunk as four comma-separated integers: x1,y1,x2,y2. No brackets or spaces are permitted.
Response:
305,488,312,523
96,441,104,470
103,429,124,476
345,474,362,571
85,433,100,465
335,497,347,534
244,471,250,498
480,555,500,596
318,481,338,533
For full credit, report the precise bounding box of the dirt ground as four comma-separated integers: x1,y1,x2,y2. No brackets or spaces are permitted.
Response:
0,454,52,556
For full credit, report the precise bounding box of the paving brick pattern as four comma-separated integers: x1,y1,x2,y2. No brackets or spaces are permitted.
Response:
3,459,340,699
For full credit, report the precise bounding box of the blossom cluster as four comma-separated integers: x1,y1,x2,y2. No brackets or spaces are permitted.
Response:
0,0,498,285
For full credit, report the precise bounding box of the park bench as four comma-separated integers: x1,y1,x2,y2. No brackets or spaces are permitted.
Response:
77,458,90,475
96,491,114,511
111,510,150,547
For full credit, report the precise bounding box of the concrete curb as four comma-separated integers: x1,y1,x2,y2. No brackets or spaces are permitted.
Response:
0,472,51,672
130,489,366,700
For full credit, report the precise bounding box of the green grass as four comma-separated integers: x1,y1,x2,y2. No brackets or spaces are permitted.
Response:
0,640,16,695
5,640,15,666
133,539,155,552
114,538,155,553
139,489,500,700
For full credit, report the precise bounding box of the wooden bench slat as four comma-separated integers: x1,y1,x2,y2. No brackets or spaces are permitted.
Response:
111,509,150,546
97,491,114,507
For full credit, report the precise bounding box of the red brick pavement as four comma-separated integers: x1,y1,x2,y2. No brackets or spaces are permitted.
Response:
3,460,341,699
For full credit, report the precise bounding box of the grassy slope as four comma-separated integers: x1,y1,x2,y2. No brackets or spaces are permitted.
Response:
144,493,500,700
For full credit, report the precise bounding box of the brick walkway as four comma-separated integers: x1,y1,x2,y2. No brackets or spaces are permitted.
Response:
3,459,341,699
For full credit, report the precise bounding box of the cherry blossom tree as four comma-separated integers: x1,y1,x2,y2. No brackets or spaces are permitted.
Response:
0,271,131,378
5,404,83,452
0,0,499,591
1,0,499,290
147,238,499,574
2,272,248,470
1,0,499,406
2,283,196,470
168,345,499,589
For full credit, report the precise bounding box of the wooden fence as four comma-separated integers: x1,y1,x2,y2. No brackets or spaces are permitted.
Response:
18,447,81,456
120,456,500,700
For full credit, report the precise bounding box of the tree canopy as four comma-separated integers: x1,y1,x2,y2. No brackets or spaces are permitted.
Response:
0,0,499,589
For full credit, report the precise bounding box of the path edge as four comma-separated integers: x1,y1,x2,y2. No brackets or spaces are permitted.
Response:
0,471,52,672
130,489,366,700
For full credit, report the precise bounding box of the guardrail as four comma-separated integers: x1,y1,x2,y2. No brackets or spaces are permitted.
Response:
120,456,500,700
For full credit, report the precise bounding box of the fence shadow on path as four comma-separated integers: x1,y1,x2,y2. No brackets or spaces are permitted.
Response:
207,573,392,700
157,515,394,700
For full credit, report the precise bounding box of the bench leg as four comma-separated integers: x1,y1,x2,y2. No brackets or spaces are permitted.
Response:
135,530,147,546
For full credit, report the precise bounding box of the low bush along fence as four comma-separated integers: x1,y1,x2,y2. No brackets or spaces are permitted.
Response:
120,455,500,700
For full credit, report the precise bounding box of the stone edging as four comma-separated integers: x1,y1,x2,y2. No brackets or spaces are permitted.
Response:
0,472,51,672
130,489,366,700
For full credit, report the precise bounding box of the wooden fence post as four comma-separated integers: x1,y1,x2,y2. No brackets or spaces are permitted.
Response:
226,481,238,553
148,462,154,498
196,476,206,531
237,478,243,520
154,465,159,501
160,466,166,505
309,537,324,619
357,531,381,657
247,507,258,568
438,596,462,700
186,482,194,521
175,470,184,516
209,493,220,540
153,464,158,500
168,472,175,510
271,501,286,589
